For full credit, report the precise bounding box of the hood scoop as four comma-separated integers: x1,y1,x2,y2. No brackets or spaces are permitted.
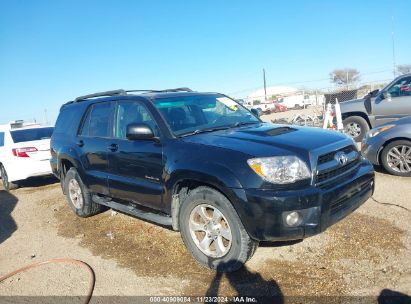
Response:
242,126,296,137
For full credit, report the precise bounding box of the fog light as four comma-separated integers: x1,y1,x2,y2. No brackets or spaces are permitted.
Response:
285,211,302,227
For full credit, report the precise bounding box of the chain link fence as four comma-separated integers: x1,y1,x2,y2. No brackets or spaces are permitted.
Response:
236,80,390,128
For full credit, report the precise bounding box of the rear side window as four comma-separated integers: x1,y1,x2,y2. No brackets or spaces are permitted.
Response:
10,127,54,143
0,132,4,146
80,102,111,137
55,106,81,135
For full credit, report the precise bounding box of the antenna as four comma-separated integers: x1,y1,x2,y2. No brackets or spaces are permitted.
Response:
391,16,396,78
263,69,267,101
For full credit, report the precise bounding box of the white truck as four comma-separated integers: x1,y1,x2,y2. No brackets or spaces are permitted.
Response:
243,99,275,114
278,95,312,109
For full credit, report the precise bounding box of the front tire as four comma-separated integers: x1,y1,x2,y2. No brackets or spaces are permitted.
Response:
179,186,258,272
343,116,370,142
0,165,18,191
381,140,411,176
64,168,106,217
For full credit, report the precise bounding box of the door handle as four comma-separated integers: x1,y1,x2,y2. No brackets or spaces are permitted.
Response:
108,143,118,152
76,140,84,147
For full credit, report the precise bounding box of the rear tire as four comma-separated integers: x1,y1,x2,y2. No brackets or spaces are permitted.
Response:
64,168,106,217
381,140,411,176
0,165,18,191
343,116,370,142
179,186,258,272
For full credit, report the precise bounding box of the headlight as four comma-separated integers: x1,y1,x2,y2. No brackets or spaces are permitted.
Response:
367,125,395,138
247,156,311,184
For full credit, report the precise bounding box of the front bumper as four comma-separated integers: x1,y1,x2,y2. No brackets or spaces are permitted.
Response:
361,135,384,165
232,160,374,241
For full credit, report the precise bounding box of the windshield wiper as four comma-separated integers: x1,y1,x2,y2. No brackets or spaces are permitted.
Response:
231,121,260,128
179,126,231,137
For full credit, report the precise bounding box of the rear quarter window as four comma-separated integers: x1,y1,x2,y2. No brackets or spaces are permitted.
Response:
54,105,83,135
0,132,4,147
10,127,54,143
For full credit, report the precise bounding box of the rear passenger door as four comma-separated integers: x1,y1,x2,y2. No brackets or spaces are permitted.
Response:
107,100,164,211
77,101,113,195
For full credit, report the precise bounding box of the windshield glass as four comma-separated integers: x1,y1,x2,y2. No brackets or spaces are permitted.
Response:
153,94,260,136
10,127,54,143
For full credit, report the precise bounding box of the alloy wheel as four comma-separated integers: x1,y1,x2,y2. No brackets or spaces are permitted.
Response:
345,122,361,138
386,145,411,173
68,179,84,209
189,204,232,258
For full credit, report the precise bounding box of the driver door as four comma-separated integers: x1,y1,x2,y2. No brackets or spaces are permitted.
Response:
107,100,164,211
373,76,411,126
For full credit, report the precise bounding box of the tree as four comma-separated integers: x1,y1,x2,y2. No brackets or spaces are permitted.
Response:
397,64,411,75
329,68,361,86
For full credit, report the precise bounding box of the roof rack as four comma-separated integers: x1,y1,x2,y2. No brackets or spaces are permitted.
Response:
74,89,127,102
73,87,193,103
126,87,193,93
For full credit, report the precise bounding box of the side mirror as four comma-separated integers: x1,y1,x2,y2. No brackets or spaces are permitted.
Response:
126,123,155,140
382,91,392,102
251,108,261,117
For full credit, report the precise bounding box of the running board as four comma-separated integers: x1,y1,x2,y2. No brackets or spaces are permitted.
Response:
92,195,172,226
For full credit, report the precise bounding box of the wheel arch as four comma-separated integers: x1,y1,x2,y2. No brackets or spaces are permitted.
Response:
169,175,241,231
342,112,372,128
58,153,84,193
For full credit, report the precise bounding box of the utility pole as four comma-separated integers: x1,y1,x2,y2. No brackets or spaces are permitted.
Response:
44,109,48,125
346,70,349,90
263,69,267,101
391,16,396,78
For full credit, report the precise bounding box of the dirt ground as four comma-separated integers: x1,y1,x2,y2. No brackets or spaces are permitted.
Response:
0,112,410,302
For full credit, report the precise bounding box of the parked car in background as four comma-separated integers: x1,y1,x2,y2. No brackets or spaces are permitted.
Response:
51,88,374,272
0,121,54,191
341,73,411,142
277,95,310,109
362,116,411,176
273,102,288,112
243,99,275,114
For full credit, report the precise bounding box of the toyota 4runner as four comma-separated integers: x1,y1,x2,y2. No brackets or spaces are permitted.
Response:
51,88,375,272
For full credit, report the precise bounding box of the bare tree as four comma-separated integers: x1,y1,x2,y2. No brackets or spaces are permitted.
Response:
397,64,411,75
330,68,361,86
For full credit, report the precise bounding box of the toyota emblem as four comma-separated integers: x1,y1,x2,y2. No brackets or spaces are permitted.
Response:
335,151,348,166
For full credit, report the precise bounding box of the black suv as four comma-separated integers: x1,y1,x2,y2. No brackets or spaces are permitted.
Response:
51,88,375,272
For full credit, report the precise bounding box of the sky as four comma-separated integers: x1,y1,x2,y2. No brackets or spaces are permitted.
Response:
0,0,409,124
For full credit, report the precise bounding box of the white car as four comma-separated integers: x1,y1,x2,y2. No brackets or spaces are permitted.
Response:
0,121,54,191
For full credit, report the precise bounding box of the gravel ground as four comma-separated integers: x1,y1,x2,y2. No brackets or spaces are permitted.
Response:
0,115,410,302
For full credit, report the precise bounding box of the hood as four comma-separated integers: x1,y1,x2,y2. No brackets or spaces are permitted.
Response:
182,123,348,159
379,116,411,127
393,116,411,125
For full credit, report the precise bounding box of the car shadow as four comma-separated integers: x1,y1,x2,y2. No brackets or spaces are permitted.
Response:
205,261,284,304
378,289,411,304
18,175,59,188
0,189,18,245
259,239,303,247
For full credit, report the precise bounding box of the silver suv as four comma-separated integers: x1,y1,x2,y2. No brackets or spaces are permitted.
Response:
341,73,411,141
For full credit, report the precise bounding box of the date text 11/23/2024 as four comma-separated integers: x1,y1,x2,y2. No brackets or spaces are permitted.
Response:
149,296,258,303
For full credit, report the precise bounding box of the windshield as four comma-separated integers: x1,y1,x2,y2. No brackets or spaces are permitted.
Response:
10,127,54,143
153,94,260,136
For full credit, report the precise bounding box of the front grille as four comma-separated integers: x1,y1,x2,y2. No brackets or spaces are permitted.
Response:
316,159,359,184
318,145,356,165
315,145,360,186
